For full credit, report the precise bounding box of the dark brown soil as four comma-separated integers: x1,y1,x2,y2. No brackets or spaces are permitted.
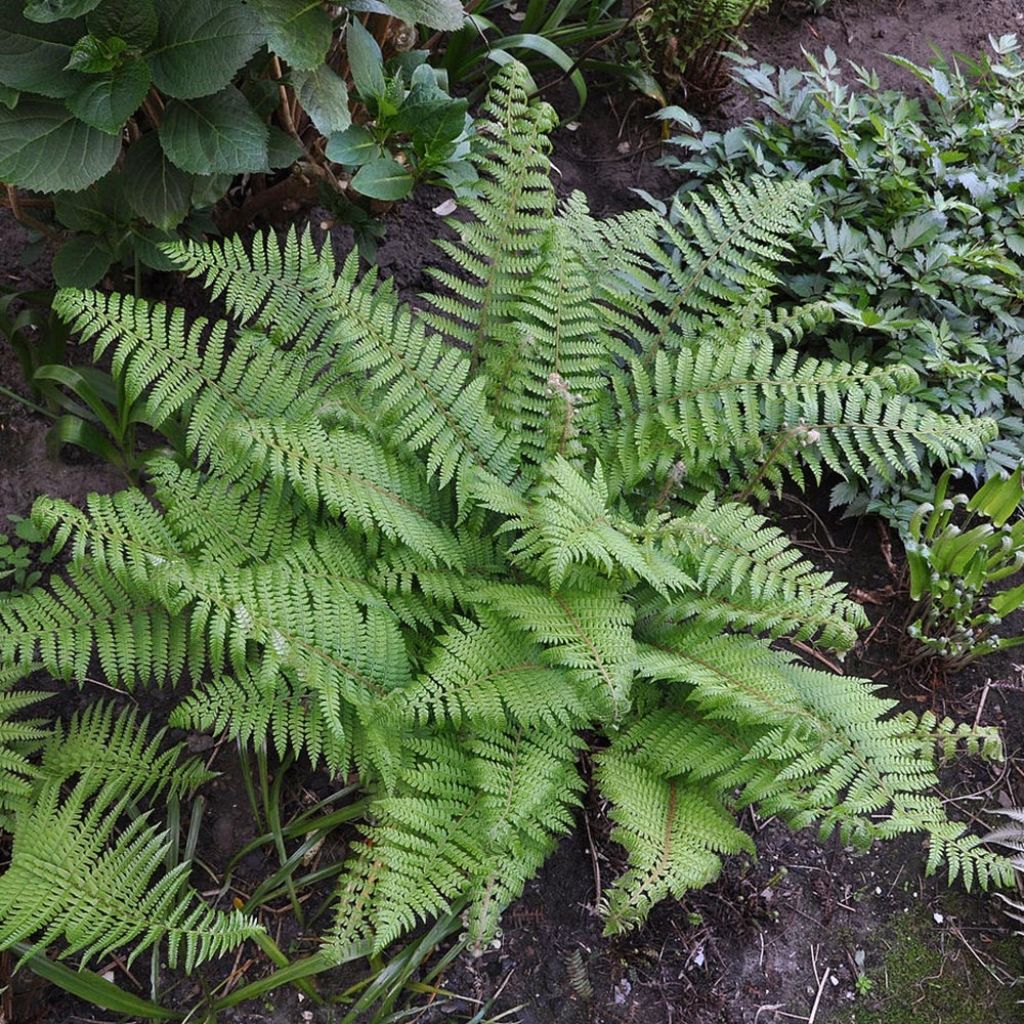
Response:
3,0,1024,1022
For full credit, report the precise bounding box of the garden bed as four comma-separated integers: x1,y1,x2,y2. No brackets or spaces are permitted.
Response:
3,1,1024,1022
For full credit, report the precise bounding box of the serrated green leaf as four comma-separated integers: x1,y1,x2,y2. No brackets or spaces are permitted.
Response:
0,84,17,108
325,123,377,165
251,0,332,70
377,0,463,31
267,125,303,169
189,170,233,208
0,97,121,191
130,223,180,270
147,0,263,100
346,18,385,103
292,64,351,136
65,32,127,73
53,172,129,231
159,86,269,174
122,133,194,229
52,233,115,287
65,57,149,133
23,0,101,23
390,66,465,149
0,4,88,98
351,157,413,200
87,0,157,48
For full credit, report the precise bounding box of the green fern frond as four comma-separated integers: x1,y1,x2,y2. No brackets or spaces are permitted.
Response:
37,702,214,801
150,460,317,566
473,581,636,720
600,177,811,363
596,755,752,935
219,417,463,567
484,219,614,468
346,728,581,953
617,321,992,496
0,778,260,971
0,668,50,821
0,561,187,686
481,457,692,595
397,616,591,729
637,495,866,650
171,662,340,770
425,61,558,373
164,228,340,351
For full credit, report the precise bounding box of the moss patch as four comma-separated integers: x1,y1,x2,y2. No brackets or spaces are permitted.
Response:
844,909,1022,1024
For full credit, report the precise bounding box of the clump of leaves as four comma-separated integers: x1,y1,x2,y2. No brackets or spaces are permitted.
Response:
0,64,1011,1011
904,467,1024,669
0,0,469,287
660,36,1024,518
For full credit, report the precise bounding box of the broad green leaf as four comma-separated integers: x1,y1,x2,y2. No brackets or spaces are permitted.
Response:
65,32,128,73
0,97,120,192
122,134,194,229
159,86,269,174
0,4,88,99
346,18,385,103
87,0,157,48
377,0,463,31
0,84,17,108
52,233,115,287
351,157,413,200
147,0,264,100
53,172,129,231
292,64,351,135
65,57,149,134
325,123,376,165
267,125,303,169
23,0,101,23
189,171,234,208
130,224,180,271
391,65,466,149
251,0,332,70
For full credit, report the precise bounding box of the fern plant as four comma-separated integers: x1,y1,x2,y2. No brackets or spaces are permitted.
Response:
0,63,1012,986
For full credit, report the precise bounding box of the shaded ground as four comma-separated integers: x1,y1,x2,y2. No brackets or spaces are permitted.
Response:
2,0,1024,1021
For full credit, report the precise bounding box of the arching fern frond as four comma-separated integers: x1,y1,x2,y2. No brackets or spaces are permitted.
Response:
599,176,811,363
340,728,582,953
218,417,463,567
0,561,188,687
473,581,636,720
165,228,340,351
636,495,866,650
425,61,558,373
36,702,214,801
0,668,50,823
595,755,752,935
477,457,691,595
0,778,260,971
397,615,591,730
171,662,341,771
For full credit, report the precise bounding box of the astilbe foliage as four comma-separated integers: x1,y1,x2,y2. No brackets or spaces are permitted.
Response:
0,63,1012,974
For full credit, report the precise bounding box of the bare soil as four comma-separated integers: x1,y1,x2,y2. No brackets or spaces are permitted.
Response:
3,0,1024,1022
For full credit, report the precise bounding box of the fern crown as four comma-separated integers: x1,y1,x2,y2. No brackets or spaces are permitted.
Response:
0,63,1007,968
